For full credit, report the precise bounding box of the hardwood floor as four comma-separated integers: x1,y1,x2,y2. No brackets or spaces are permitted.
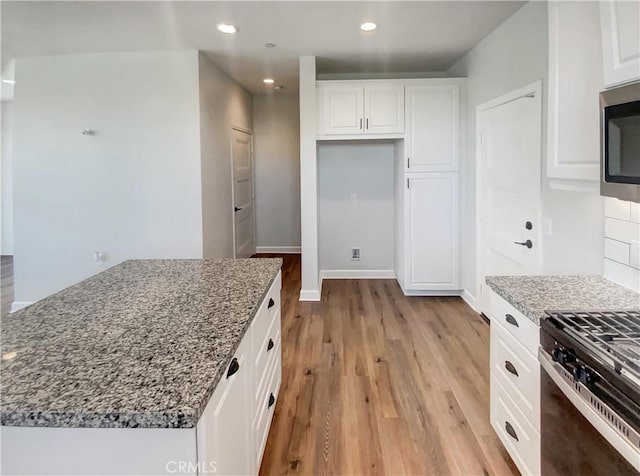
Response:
1,255,14,318
258,254,518,476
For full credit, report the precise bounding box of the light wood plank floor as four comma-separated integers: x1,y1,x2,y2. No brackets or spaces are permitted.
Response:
258,254,518,476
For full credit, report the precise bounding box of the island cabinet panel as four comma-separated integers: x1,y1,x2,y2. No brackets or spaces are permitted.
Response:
197,327,255,476
197,271,282,476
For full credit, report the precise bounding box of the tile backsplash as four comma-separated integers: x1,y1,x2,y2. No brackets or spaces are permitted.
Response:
603,197,640,293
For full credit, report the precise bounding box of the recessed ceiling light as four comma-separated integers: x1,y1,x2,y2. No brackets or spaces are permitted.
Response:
360,22,377,32
265,43,276,48
263,78,275,84
2,79,15,84
274,85,284,90
217,23,237,34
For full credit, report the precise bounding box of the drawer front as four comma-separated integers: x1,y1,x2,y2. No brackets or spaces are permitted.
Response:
489,291,539,356
491,376,541,476
251,273,282,356
255,322,281,409
254,343,282,469
490,321,540,431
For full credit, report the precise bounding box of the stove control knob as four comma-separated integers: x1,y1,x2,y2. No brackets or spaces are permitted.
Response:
578,366,598,387
552,346,576,365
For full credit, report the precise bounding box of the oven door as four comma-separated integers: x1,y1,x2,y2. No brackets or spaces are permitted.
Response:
540,349,640,476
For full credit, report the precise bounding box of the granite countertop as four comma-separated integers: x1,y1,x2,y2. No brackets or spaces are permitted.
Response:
485,275,640,325
1,258,282,429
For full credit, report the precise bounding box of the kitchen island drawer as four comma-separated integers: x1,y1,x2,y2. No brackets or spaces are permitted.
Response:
251,272,282,355
490,319,540,431
490,290,539,356
490,376,540,476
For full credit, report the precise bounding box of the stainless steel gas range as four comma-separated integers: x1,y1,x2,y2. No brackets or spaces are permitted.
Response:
540,309,640,475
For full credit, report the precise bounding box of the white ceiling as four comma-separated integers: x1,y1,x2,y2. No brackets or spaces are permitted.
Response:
1,1,526,95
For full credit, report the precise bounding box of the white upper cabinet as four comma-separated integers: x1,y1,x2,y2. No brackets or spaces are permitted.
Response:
364,83,405,134
317,84,364,135
405,84,459,172
317,81,404,137
547,1,603,184
600,0,640,88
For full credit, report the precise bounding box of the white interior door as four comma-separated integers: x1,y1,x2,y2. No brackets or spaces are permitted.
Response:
477,83,542,315
232,129,255,259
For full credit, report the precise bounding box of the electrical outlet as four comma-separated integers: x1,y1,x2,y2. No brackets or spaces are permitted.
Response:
351,248,361,261
350,193,357,204
94,251,105,264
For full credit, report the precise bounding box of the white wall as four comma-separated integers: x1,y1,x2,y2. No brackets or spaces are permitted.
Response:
1,101,13,254
13,51,203,302
447,1,604,302
318,142,395,272
198,53,253,259
253,93,301,251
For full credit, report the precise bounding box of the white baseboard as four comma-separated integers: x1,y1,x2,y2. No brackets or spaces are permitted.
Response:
319,269,396,280
401,289,463,297
461,290,480,313
299,289,321,301
10,301,33,313
256,246,301,254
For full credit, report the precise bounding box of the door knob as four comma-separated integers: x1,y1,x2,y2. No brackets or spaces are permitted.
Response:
514,240,533,249
234,207,243,212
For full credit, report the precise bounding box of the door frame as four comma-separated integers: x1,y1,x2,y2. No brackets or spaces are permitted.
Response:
475,80,543,309
230,126,256,259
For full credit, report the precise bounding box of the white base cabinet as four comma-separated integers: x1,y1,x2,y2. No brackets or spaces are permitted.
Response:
403,172,459,291
489,290,540,476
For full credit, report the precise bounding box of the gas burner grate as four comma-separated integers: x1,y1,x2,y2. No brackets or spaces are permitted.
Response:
545,309,640,381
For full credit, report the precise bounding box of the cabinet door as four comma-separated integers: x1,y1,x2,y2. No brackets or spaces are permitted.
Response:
364,84,404,134
317,84,364,135
197,332,255,476
600,1,640,88
406,173,459,290
547,1,602,182
405,85,459,172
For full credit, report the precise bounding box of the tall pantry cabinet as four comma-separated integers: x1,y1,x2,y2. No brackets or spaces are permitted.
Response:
316,78,464,295
397,81,462,293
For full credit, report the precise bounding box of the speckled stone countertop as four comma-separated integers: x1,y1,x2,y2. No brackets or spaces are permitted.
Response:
485,275,639,325
1,258,282,429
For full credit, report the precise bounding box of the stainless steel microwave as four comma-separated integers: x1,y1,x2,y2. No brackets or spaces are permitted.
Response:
600,82,640,203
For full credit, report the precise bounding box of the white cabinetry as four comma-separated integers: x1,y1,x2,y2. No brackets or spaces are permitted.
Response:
197,330,254,476
600,0,640,88
547,1,603,185
405,84,459,172
317,81,404,137
489,290,540,476
404,173,459,290
198,272,282,476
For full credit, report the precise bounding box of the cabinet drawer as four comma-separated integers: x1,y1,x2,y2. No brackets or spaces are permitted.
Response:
491,376,540,476
254,345,282,469
489,291,539,356
490,321,540,431
255,321,281,410
251,273,281,355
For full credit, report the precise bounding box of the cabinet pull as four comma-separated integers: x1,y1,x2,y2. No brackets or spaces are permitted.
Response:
407,157,410,168
268,298,275,309
226,357,240,379
360,118,363,130
366,118,369,130
505,421,519,441
505,314,519,328
268,393,275,408
504,360,519,377
407,178,410,189
267,338,274,351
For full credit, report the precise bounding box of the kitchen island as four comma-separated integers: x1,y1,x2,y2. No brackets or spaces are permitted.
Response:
1,258,283,475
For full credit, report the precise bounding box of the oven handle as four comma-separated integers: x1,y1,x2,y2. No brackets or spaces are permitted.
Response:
539,347,640,472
